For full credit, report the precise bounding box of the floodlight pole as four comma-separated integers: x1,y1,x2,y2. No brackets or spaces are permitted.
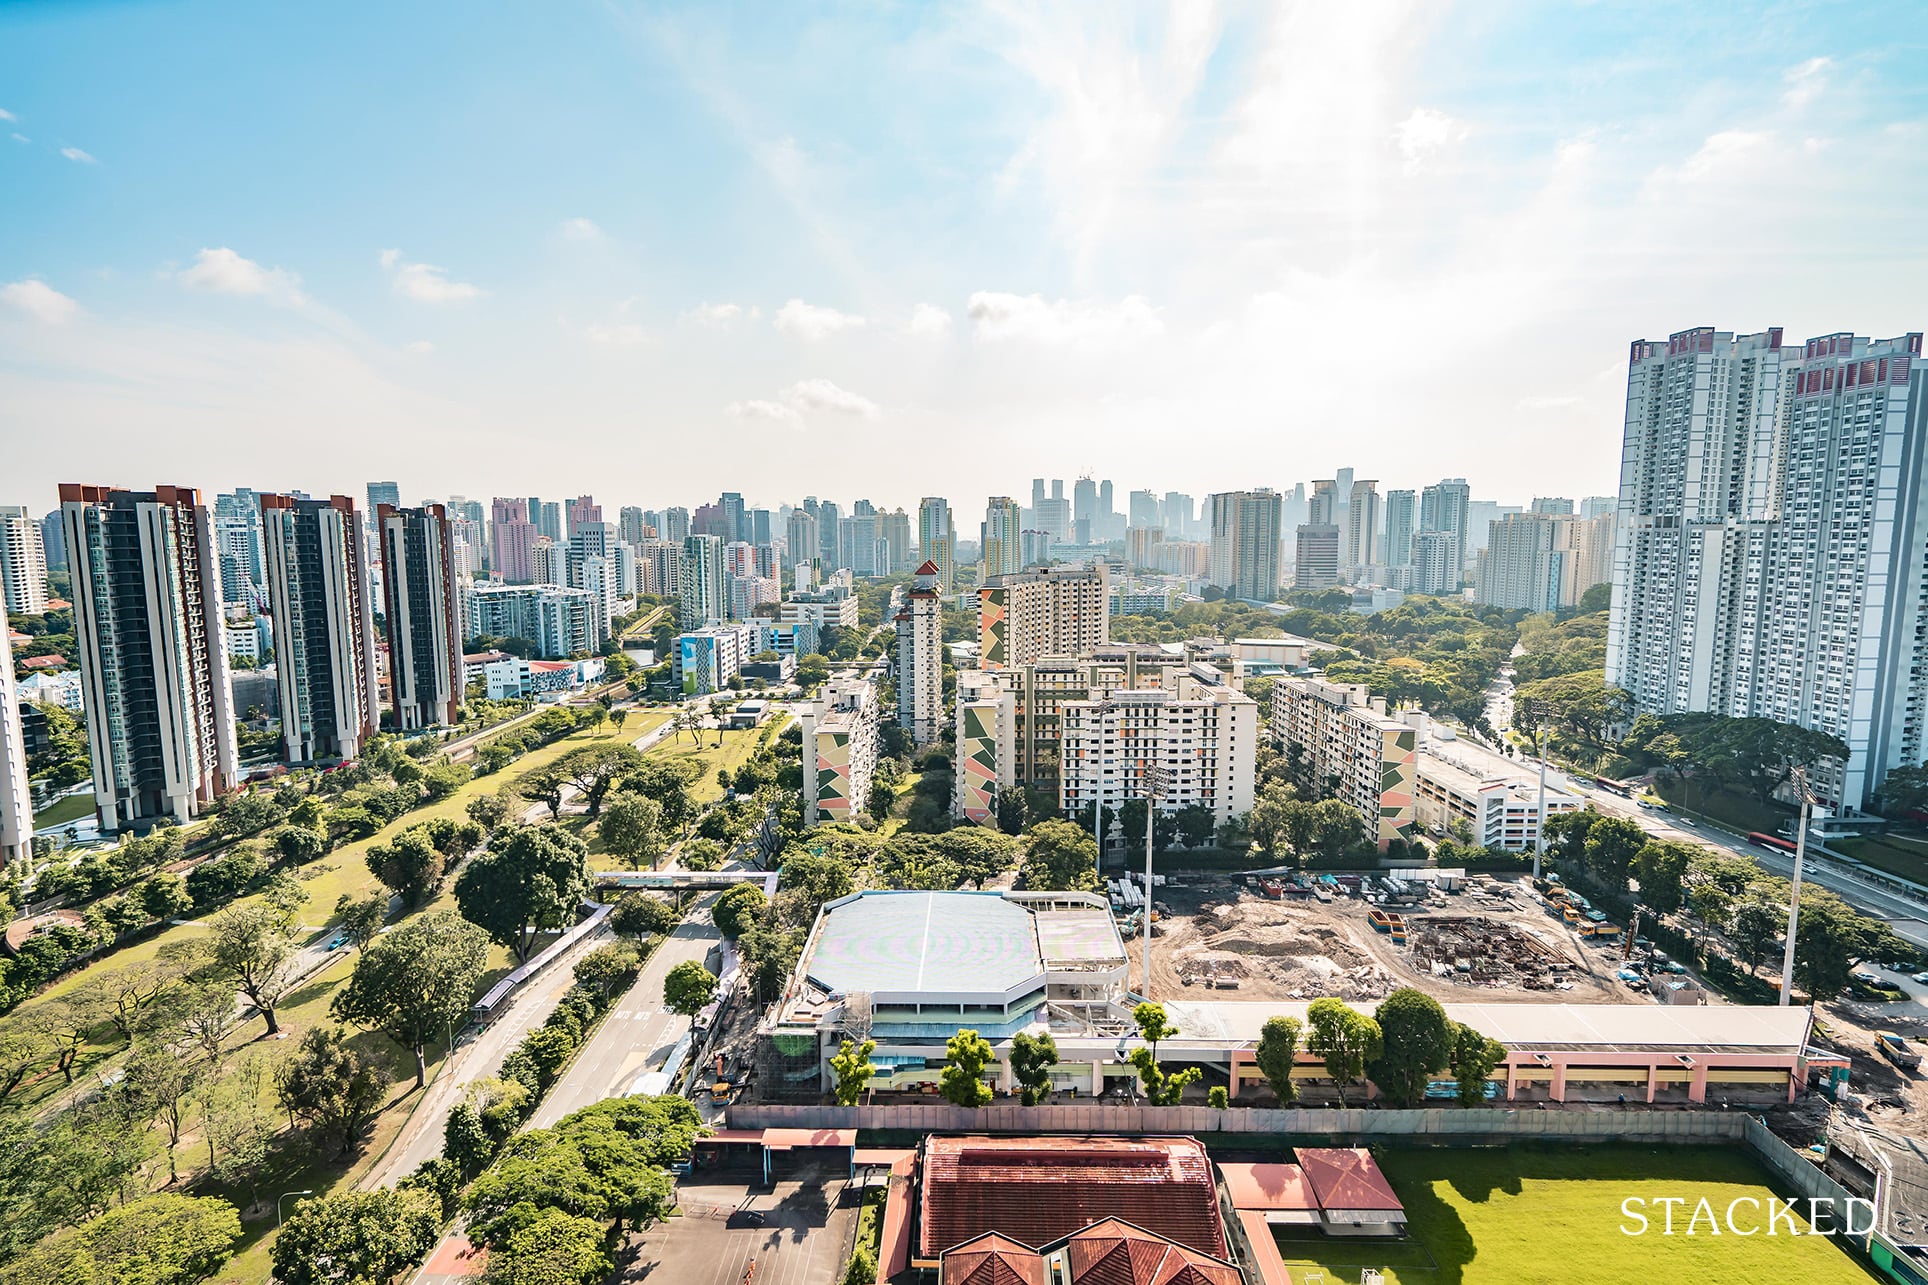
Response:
1143,763,1165,1000
1779,771,1815,1007
1533,723,1548,882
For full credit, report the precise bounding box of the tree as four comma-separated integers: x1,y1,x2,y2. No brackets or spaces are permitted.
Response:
627,759,699,834
598,792,664,868
1730,895,1783,974
1133,1002,1178,1061
466,1102,690,1243
831,1038,877,1106
333,910,489,1087
1254,1016,1302,1103
1308,799,1367,859
1009,1031,1058,1106
557,742,645,817
777,852,854,915
206,902,297,1036
1632,840,1694,916
1581,815,1646,893
277,1026,390,1158
1306,997,1381,1107
712,883,767,940
481,1208,612,1285
123,1039,202,1183
612,892,677,938
468,789,520,832
1793,893,1858,999
1540,806,1599,866
270,823,326,866
940,1029,995,1107
269,1189,442,1285
1880,762,1928,819
0,1193,241,1285
1365,989,1453,1108
335,891,389,950
1127,1047,1200,1106
934,828,1018,888
138,871,194,921
1175,803,1217,850
994,785,1028,836
1247,782,1296,855
1019,819,1099,892
366,828,446,907
1449,1021,1507,1107
573,940,643,1001
455,826,594,962
663,960,717,1016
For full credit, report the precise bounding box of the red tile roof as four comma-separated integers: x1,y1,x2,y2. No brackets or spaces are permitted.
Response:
21,655,65,669
940,1233,1047,1285
1217,1162,1318,1212
919,1136,1226,1261
1062,1219,1243,1285
1295,1148,1402,1212
916,560,941,575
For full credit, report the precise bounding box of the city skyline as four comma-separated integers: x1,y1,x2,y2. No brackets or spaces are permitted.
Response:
7,5,1928,501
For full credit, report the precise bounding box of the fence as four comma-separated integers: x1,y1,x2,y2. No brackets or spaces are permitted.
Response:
725,1102,1750,1143
1741,1117,1928,1285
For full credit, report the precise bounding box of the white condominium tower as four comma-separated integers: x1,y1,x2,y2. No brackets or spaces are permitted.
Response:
895,561,945,745
0,505,49,615
917,497,955,594
261,494,380,764
1207,489,1283,601
0,624,31,864
981,497,1023,579
61,483,239,832
679,533,728,627
1606,327,1928,811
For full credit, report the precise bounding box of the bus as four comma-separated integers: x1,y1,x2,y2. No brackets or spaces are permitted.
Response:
1747,831,1799,854
1594,777,1632,797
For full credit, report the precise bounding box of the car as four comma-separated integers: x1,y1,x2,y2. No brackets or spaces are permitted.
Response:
1911,972,1928,986
325,934,348,951
1853,970,1884,987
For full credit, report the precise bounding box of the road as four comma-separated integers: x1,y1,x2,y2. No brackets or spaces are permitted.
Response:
527,890,722,1127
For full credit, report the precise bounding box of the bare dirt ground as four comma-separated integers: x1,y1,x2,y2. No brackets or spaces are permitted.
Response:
1144,875,1651,1005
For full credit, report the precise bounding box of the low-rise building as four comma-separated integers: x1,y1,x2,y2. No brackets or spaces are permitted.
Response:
781,585,860,632
16,668,83,712
1270,674,1416,850
1407,714,1582,850
483,656,604,701
675,623,755,697
802,671,880,825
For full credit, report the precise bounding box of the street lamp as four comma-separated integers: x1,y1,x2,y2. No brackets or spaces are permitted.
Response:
1779,768,1820,1007
1532,721,1550,882
1141,762,1169,1000
277,1189,314,1227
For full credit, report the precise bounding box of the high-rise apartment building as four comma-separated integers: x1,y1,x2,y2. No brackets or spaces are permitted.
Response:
1343,479,1380,581
0,505,49,615
978,564,1110,669
803,673,881,825
817,501,843,567
61,484,239,831
880,508,913,574
1128,490,1160,530
491,497,537,583
565,496,602,538
0,626,31,864
1162,492,1194,540
1531,498,1575,516
981,497,1023,579
1473,513,1568,613
1383,490,1416,569
377,504,463,731
1580,496,1617,520
469,584,607,658
1271,675,1415,851
1294,524,1340,589
1207,489,1283,601
533,500,564,544
895,561,944,745
679,533,728,627
1417,478,1471,586
786,508,819,576
366,481,401,515
1606,326,1928,810
1060,678,1258,828
656,507,690,543
261,494,379,764
39,511,64,572
917,498,955,594
1410,530,1458,596
618,506,649,548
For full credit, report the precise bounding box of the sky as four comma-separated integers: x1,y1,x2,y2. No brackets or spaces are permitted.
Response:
4,1,1928,519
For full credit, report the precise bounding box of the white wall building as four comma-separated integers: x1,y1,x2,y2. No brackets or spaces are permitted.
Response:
0,626,32,864
1270,674,1416,851
1058,677,1258,828
0,505,49,616
894,561,945,745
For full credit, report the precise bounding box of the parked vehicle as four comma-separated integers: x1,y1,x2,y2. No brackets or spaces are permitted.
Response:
1876,1032,1921,1071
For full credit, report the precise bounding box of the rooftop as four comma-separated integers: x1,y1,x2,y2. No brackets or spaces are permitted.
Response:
1296,1148,1403,1213
805,892,1042,1001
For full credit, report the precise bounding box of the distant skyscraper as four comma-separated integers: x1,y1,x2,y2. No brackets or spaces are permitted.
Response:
917,497,954,593
786,508,819,574
1474,513,1568,612
657,507,690,543
879,508,913,574
618,506,648,547
1031,478,1047,511
61,483,239,831
1162,492,1193,540
39,511,65,573
841,510,880,576
817,501,842,566
1410,530,1459,596
1580,496,1617,520
1294,524,1340,589
1383,490,1417,569
719,492,747,544
1531,497,1575,516
491,497,537,584
1208,490,1283,600
1073,477,1098,529
1128,490,1161,530
680,534,728,627
261,494,379,763
366,481,401,515
0,506,49,615
980,497,1023,579
530,499,563,543
1418,478,1471,586
895,561,944,744
1308,480,1338,527
377,503,463,731
1343,479,1380,581
0,626,31,864
1607,326,1928,810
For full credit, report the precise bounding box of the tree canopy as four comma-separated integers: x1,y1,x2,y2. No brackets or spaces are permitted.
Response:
455,825,594,962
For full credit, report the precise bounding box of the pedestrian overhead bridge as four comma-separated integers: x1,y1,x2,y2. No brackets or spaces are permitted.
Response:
593,870,778,895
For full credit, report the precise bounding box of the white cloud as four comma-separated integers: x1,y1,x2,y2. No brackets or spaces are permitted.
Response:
726,378,878,425
9,134,26,145
966,292,1162,346
379,249,484,303
1393,107,1467,170
773,298,866,340
405,340,435,355
684,302,748,326
583,321,649,347
0,109,13,122
908,303,953,337
1782,57,1832,111
176,247,307,305
1,279,80,324
559,217,604,240
60,146,94,164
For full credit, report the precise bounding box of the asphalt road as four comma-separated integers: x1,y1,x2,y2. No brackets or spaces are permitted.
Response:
527,890,723,1128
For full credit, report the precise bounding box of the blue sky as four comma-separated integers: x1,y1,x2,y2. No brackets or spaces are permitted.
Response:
4,1,1927,514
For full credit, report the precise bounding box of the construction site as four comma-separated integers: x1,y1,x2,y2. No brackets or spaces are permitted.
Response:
1143,872,1656,1005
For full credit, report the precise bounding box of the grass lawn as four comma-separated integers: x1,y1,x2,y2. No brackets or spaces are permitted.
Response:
34,791,95,828
647,720,791,805
1273,1145,1877,1285
1653,777,1796,836
1833,831,1928,885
